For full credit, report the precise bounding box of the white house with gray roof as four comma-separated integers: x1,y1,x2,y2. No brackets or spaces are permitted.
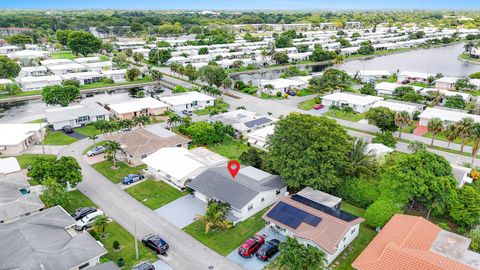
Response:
0,205,107,270
207,109,278,135
46,103,110,130
187,166,287,223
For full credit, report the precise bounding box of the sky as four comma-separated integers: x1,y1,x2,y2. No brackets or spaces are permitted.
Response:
1,0,479,10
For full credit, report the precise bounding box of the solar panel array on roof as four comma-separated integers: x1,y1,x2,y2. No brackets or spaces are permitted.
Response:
291,194,359,222
244,117,272,128
266,201,321,229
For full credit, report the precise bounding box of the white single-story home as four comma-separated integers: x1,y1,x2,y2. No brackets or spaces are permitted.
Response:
435,77,461,90
188,165,287,223
0,45,19,55
0,157,21,175
397,71,434,83
73,56,100,64
83,61,113,73
17,75,62,91
418,107,480,127
46,103,110,130
420,88,472,103
47,63,87,75
258,78,307,95
60,72,104,85
357,70,391,83
18,66,48,78
247,125,275,150
7,50,49,60
101,69,126,83
364,143,394,160
40,59,73,66
375,82,423,95
322,92,384,113
159,91,215,113
108,97,168,120
143,147,227,190
0,124,46,156
207,109,278,135
452,165,473,188
263,187,364,265
371,100,424,116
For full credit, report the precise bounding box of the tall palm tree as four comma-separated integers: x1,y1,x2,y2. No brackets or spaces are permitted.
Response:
444,124,459,149
464,42,476,54
194,201,233,234
222,77,233,95
457,117,474,153
136,115,150,128
469,123,480,168
167,114,182,128
394,111,411,139
427,117,444,146
348,139,376,176
105,140,121,168
93,214,109,233
427,90,444,106
408,140,426,153
89,134,99,148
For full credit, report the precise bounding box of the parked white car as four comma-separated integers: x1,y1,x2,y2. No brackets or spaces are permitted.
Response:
75,210,105,231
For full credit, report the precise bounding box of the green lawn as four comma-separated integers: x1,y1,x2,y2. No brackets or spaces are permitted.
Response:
27,118,46,123
206,137,251,160
15,154,56,169
324,110,366,122
259,92,286,100
298,99,317,110
194,100,230,116
76,125,102,137
0,89,43,99
79,76,153,90
125,180,187,210
296,88,316,96
93,160,146,184
334,202,377,270
459,53,480,64
410,82,428,88
43,130,78,145
63,190,97,214
183,208,268,256
51,51,77,59
93,221,157,269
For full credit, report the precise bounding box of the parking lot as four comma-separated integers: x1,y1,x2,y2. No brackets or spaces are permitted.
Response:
226,226,286,270
155,195,207,228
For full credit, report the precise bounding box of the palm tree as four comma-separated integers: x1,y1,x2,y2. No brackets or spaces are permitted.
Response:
457,117,474,153
222,77,233,95
169,62,178,76
464,42,476,54
105,140,121,168
89,134,99,148
444,124,459,149
408,140,426,153
136,115,150,128
427,90,444,106
167,114,182,128
427,117,444,146
194,201,233,234
394,111,411,139
348,139,376,176
93,214,109,233
469,123,480,168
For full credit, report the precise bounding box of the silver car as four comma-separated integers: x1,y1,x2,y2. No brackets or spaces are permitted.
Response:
87,146,106,157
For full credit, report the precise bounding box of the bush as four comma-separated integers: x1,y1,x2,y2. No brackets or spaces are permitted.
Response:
101,77,114,84
412,110,420,121
276,91,282,97
334,178,379,208
117,258,125,267
113,240,120,250
364,197,402,228
62,79,80,88
173,85,187,93
372,131,397,148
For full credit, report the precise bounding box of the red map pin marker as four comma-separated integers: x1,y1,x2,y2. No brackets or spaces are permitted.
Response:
227,160,240,179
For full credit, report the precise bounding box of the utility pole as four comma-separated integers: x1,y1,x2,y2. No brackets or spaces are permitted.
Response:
134,208,139,260
40,122,45,154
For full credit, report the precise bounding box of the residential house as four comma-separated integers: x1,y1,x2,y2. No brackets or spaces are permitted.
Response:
0,157,21,175
371,100,424,117
418,107,480,127
40,59,74,66
101,69,127,83
0,45,19,55
258,78,307,95
452,165,473,188
0,172,45,224
46,103,110,130
352,214,480,270
106,124,191,164
247,125,275,150
143,147,227,190
7,50,49,60
0,124,46,156
159,91,215,113
188,165,287,223
47,63,87,75
364,143,394,160
397,71,434,84
321,92,383,113
207,109,278,135
18,66,48,78
375,82,423,95
17,75,62,91
421,88,471,104
60,72,104,85
435,77,461,90
83,61,113,73
357,70,391,83
73,57,101,64
263,187,364,265
0,206,107,270
109,97,168,120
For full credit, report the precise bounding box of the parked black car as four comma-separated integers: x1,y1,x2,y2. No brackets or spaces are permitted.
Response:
401,79,410,85
71,206,97,221
255,239,280,261
142,234,169,254
133,262,155,270
62,125,73,133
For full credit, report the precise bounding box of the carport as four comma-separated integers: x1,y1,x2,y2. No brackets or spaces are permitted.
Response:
154,194,207,228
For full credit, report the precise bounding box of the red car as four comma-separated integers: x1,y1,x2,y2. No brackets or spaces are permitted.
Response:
314,104,324,110
238,235,265,258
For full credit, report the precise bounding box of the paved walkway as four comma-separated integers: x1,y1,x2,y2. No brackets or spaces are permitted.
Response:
21,144,65,155
59,138,241,270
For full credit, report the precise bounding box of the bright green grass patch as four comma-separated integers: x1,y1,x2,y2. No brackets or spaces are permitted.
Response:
183,208,268,256
27,118,46,123
0,89,43,99
298,99,317,110
93,160,146,184
125,180,187,210
75,125,102,137
259,92,286,100
79,76,153,90
205,137,251,160
63,190,97,214
324,110,366,122
194,100,230,116
296,88,316,96
43,131,77,145
16,154,56,169
51,51,76,59
93,222,157,269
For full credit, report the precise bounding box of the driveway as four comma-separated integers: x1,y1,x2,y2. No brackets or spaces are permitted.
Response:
155,195,207,228
59,138,241,270
226,226,286,270
308,107,329,116
153,259,173,270
68,130,88,140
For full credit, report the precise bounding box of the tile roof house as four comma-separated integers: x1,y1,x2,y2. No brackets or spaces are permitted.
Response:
106,124,191,164
0,172,45,224
352,214,480,270
188,166,287,223
263,187,364,265
108,97,168,120
0,206,107,270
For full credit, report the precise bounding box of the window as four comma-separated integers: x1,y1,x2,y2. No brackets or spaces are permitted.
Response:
78,116,90,122
79,263,90,269
276,190,281,195
261,198,265,202
96,115,104,120
248,204,253,211
351,228,356,234
343,236,346,242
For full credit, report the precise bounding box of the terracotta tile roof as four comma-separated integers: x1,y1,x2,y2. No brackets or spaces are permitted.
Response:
263,196,364,254
352,214,476,270
106,129,191,158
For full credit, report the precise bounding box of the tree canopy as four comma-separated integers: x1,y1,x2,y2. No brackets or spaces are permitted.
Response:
0,56,21,79
67,31,102,56
28,156,82,188
42,85,80,107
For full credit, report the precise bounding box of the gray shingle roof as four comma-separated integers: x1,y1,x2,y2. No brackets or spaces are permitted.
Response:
244,117,273,128
187,166,285,210
0,206,107,270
